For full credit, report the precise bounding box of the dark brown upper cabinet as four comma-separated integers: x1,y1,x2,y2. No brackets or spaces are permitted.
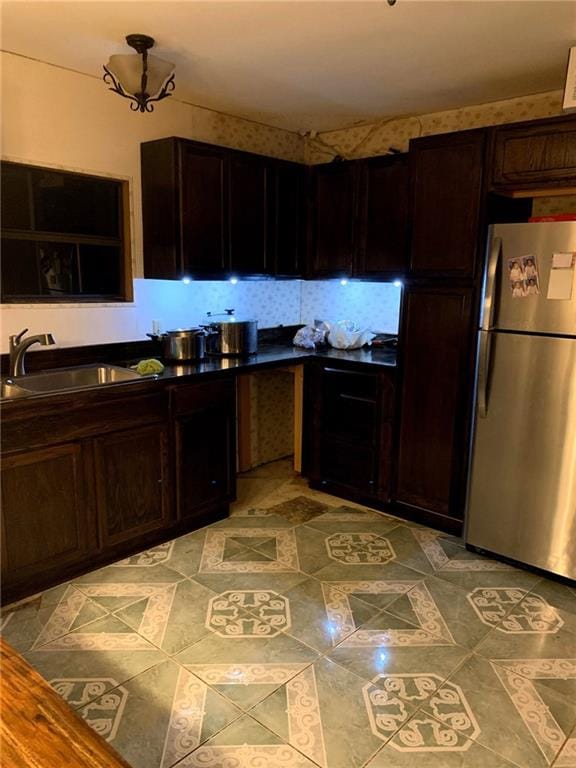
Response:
180,141,228,276
408,130,486,279
270,160,305,276
229,153,268,275
355,154,409,278
141,137,304,279
308,161,357,277
490,115,576,191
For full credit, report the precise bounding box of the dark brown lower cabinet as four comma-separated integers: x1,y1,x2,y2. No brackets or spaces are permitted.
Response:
305,361,395,504
1,443,94,590
394,285,475,528
1,376,236,603
94,423,171,547
172,379,236,520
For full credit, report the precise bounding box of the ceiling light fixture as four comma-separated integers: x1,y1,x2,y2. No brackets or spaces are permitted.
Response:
103,34,175,113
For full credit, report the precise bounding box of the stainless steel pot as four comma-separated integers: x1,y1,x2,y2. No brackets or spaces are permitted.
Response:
203,309,258,357
147,328,206,361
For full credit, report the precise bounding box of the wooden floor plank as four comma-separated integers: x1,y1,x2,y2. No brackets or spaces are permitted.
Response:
0,638,131,768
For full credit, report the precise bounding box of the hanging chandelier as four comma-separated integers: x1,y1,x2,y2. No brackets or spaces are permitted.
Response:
103,34,175,113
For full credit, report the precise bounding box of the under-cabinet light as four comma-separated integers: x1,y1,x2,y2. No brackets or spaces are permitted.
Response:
229,276,239,285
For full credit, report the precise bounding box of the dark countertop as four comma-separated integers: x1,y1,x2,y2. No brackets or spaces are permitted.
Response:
1,343,396,406
156,343,397,379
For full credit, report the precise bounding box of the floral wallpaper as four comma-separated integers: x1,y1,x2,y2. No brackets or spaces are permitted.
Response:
300,280,401,334
305,90,566,163
248,370,295,468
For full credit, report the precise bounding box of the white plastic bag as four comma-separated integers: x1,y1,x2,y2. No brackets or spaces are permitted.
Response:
326,320,375,350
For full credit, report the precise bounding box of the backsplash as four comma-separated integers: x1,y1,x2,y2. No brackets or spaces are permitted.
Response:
300,280,401,334
0,279,401,352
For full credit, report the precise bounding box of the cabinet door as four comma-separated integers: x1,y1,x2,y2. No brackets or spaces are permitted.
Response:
1,444,93,592
94,423,171,547
492,116,576,188
305,363,394,501
270,161,304,276
180,142,228,275
229,154,268,274
409,130,486,278
395,287,474,521
310,162,356,276
173,380,236,519
356,155,409,277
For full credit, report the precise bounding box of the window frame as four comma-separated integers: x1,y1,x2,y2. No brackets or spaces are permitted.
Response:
1,161,133,304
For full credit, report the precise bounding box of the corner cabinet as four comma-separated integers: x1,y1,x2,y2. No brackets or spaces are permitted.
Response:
141,137,305,279
307,154,410,279
408,130,486,278
304,361,395,504
308,162,357,277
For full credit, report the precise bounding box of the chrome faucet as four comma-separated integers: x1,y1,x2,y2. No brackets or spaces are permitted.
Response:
9,328,56,377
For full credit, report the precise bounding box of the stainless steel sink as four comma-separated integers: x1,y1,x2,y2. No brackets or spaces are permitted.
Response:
3,364,143,397
1,379,33,399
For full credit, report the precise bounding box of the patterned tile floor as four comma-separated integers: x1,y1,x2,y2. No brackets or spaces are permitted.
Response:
2,458,576,768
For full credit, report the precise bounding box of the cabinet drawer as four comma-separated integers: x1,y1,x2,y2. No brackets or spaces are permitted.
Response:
321,367,379,400
171,377,235,416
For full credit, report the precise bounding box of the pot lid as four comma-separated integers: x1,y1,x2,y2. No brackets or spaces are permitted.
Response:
165,327,205,336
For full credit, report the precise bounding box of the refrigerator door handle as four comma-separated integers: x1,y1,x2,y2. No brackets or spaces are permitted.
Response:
481,236,501,331
477,329,492,418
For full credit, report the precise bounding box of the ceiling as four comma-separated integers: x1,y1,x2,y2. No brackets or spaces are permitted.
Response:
2,1,575,133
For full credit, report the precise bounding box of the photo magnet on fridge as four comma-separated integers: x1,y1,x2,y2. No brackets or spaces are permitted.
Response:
507,257,526,298
522,255,540,295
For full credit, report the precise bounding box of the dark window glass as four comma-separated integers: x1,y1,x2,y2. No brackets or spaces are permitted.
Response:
1,239,39,296
1,164,32,230
32,168,120,237
78,244,122,296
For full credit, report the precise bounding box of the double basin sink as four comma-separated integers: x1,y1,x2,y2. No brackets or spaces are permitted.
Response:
1,364,144,400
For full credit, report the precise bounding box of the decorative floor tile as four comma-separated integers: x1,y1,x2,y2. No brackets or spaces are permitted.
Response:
305,516,401,537
421,654,576,768
387,576,512,650
0,584,107,653
177,713,319,767
199,526,300,573
314,504,397,523
79,659,241,768
312,561,426,598
113,578,218,655
327,640,469,701
193,568,308,597
280,577,382,651
175,630,318,709
476,632,576,702
366,715,519,767
250,657,386,768
24,615,167,709
339,606,455,649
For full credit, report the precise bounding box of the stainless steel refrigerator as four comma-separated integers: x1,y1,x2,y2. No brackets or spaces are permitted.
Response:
466,221,576,580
